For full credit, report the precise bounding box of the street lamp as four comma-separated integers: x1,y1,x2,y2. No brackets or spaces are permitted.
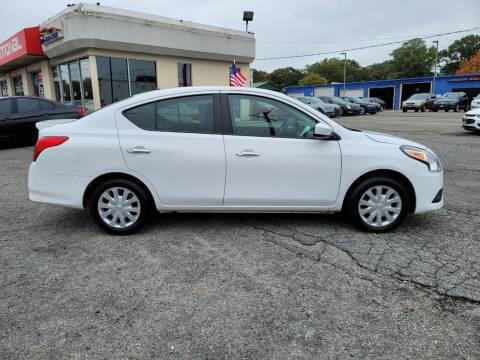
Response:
432,40,439,95
340,52,347,96
243,11,254,33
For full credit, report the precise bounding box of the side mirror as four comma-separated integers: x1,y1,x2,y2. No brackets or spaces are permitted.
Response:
314,123,334,140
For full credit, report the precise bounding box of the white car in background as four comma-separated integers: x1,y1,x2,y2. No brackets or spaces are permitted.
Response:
462,107,480,132
471,94,480,109
28,87,444,235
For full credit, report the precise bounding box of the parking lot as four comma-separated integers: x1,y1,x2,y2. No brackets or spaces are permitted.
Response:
1,111,480,359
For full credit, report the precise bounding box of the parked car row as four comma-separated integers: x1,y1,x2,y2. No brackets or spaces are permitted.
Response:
402,92,471,112
296,95,382,117
0,96,84,146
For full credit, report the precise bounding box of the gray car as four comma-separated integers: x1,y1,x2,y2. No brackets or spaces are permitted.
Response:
297,96,337,117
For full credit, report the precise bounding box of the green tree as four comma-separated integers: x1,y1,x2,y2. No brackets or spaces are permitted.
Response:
440,35,480,74
389,38,436,78
298,72,327,86
252,69,269,82
306,58,366,83
267,67,304,90
363,60,394,80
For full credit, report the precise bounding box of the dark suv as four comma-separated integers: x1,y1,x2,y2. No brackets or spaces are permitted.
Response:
432,92,470,112
340,96,381,114
318,96,362,115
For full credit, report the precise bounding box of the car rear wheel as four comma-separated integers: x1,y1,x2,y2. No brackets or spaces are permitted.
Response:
402,108,407,113
346,176,411,232
89,179,151,235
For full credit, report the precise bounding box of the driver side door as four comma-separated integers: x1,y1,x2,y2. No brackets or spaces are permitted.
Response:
222,93,342,207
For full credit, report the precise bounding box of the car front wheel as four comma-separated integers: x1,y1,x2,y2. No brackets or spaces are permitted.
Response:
89,179,151,235
346,176,411,232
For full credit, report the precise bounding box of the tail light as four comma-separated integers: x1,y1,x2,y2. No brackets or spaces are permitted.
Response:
75,107,86,117
33,136,69,161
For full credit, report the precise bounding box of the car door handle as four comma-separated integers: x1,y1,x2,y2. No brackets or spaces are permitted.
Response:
126,147,151,154
236,150,260,157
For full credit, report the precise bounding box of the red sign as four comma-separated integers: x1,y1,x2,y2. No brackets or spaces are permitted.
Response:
0,27,43,66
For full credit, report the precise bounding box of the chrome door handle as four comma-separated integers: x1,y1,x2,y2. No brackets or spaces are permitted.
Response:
126,147,151,154
236,151,260,157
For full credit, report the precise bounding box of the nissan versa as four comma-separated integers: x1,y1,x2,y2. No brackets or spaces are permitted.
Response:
28,87,444,235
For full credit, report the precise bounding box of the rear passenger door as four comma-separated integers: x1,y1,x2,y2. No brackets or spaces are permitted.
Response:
116,93,226,207
0,99,14,141
11,98,44,139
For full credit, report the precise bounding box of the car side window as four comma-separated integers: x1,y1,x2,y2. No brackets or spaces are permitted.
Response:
0,99,12,115
123,95,215,134
17,99,40,113
227,95,317,139
40,101,55,111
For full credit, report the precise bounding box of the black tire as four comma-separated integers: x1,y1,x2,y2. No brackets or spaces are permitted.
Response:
414,109,419,112
345,176,411,232
89,179,151,235
402,109,407,113
432,108,438,112
420,106,426,112
444,109,449,112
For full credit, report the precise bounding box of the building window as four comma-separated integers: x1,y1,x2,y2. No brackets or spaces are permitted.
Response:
53,58,95,113
0,80,8,96
97,56,157,107
80,59,94,113
32,71,44,97
52,67,61,102
177,63,192,87
13,75,24,96
60,64,72,104
129,59,157,95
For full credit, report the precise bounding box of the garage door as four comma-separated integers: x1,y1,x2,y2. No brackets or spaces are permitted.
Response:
314,86,335,97
345,89,364,97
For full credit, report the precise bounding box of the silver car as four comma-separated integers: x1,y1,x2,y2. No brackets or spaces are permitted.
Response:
297,96,337,117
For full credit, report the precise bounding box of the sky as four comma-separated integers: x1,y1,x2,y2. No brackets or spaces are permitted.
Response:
1,0,479,72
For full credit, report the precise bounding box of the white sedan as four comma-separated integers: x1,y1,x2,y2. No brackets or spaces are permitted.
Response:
28,87,444,234
462,107,480,132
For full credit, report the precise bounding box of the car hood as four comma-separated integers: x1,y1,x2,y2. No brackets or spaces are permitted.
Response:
404,99,424,105
363,130,427,149
465,107,480,116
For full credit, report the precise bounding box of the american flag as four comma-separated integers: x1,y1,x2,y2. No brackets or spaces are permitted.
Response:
229,63,247,87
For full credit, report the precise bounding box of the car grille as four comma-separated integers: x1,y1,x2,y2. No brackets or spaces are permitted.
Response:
464,119,475,124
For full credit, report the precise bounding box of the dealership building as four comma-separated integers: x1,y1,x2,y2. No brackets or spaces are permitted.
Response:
285,74,480,110
0,3,255,112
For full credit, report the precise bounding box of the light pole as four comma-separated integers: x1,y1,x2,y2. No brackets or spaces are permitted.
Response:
340,52,347,96
432,40,439,95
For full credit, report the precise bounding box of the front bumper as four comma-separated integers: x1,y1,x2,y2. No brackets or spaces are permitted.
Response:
28,162,92,209
403,104,423,110
411,169,444,214
433,103,457,110
462,116,480,131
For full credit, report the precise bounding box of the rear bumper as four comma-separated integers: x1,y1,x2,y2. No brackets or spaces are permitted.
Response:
28,162,91,209
433,104,456,110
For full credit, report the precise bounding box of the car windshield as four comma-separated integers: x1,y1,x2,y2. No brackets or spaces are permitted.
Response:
308,97,325,104
409,94,429,100
345,97,362,104
440,93,460,99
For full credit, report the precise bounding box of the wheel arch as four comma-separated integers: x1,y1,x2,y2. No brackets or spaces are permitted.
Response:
83,172,157,209
341,169,416,214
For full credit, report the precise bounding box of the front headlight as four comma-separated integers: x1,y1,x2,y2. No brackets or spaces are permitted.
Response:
400,145,442,172
346,104,351,109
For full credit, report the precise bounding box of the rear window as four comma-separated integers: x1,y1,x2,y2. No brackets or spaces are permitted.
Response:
0,99,12,115
17,98,40,113
40,100,55,111
123,95,215,134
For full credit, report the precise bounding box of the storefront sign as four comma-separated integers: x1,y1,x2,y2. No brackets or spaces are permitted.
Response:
0,27,44,67
40,23,63,45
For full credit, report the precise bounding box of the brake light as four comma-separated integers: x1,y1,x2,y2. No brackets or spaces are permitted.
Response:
33,136,69,161
75,107,86,117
